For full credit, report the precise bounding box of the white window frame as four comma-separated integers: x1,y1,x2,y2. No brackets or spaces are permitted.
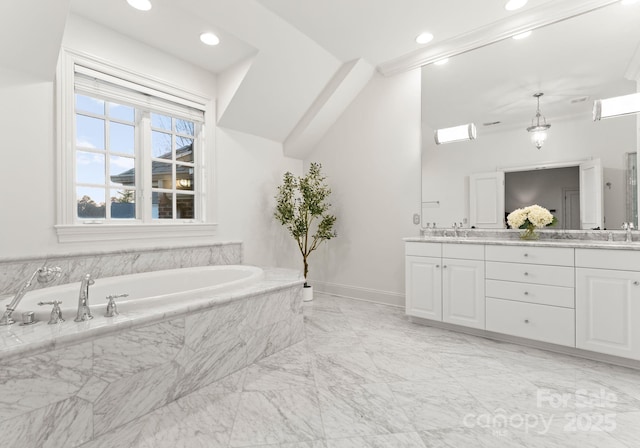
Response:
55,48,217,242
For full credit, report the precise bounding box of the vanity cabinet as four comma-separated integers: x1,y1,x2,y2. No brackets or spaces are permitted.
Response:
576,249,640,360
485,245,575,346
442,244,485,329
405,243,485,328
406,243,442,320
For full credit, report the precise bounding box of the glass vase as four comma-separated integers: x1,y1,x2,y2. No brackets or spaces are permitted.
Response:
520,225,539,240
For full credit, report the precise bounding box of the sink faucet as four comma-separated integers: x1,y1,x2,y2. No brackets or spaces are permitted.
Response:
74,274,95,322
0,266,62,326
622,222,635,243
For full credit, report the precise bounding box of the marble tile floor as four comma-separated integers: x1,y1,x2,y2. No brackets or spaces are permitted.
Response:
79,294,640,448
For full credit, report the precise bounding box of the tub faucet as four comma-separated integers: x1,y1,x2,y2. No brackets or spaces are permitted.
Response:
0,266,62,326
74,274,95,322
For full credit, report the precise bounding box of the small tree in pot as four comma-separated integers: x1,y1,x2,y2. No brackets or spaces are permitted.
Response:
275,162,337,300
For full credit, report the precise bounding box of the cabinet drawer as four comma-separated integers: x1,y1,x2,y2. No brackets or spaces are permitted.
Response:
442,243,484,260
576,249,640,271
486,279,574,308
486,261,574,287
486,298,575,346
406,242,441,258
486,245,574,266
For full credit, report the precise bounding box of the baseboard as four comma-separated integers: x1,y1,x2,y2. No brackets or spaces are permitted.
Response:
311,280,405,308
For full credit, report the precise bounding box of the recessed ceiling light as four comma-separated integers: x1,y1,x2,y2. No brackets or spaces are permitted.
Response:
127,0,152,11
434,58,449,66
512,30,532,40
415,32,434,44
505,0,528,11
622,0,639,5
200,32,220,46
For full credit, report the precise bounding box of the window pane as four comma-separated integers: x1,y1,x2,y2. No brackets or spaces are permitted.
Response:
108,102,134,122
176,194,194,219
76,151,105,184
76,115,105,150
77,187,105,219
176,137,194,162
176,119,194,136
151,161,172,189
110,188,135,219
110,122,134,154
176,166,194,191
110,156,135,187
151,113,171,131
75,94,104,115
153,192,173,219
152,131,172,158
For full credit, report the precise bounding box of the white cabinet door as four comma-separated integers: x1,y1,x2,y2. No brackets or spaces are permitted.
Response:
469,171,505,228
579,159,604,230
442,258,485,329
406,256,442,321
576,268,640,360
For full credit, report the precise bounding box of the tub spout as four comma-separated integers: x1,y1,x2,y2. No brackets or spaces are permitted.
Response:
0,266,62,326
74,274,95,322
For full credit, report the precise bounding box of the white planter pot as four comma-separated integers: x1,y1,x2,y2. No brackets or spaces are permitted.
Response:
302,285,313,302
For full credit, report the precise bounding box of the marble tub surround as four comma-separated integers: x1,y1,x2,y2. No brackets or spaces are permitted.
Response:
0,242,242,297
0,276,303,448
52,294,640,448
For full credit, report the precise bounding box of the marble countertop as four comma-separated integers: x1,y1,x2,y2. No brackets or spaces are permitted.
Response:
0,267,303,363
404,234,640,251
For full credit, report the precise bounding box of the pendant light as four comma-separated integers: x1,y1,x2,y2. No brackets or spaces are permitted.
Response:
526,92,551,149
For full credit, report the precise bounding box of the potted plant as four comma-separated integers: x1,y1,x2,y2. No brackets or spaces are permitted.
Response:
274,162,337,301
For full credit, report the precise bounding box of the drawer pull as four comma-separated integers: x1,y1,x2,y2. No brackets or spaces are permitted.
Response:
524,253,529,257
524,319,530,324
524,272,529,276
524,291,529,295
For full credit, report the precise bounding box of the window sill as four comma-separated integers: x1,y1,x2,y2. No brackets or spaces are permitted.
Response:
55,223,218,243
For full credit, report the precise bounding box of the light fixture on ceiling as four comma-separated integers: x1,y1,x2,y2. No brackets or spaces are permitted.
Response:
512,30,532,40
434,123,477,145
505,0,528,11
434,58,449,66
200,32,220,46
415,32,434,44
593,92,640,120
127,0,152,11
526,92,551,149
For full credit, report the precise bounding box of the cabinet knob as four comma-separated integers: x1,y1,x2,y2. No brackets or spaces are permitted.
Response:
436,265,440,268
524,253,529,257
524,291,529,296
443,265,448,269
524,319,530,324
524,272,529,276
634,281,639,286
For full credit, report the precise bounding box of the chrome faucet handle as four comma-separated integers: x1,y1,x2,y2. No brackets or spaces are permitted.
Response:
105,294,128,317
38,300,65,325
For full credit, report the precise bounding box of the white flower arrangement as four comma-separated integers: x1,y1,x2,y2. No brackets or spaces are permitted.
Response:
507,205,557,230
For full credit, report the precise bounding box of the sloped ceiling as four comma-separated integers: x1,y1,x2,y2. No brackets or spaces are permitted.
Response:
0,0,71,80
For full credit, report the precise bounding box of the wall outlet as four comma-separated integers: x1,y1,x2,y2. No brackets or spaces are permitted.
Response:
413,213,421,225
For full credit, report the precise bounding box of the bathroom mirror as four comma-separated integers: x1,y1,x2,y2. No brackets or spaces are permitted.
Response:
421,3,640,230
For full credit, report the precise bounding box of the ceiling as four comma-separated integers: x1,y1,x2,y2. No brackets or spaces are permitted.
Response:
422,2,640,132
66,0,562,75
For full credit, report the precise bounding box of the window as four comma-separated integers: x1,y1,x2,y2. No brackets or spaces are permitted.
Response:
56,50,216,242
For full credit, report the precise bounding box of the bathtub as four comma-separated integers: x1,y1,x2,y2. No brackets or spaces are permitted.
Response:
1,265,264,324
0,264,304,447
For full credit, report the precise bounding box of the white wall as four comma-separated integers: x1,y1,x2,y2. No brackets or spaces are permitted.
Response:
422,114,636,229
305,70,422,306
0,14,302,270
